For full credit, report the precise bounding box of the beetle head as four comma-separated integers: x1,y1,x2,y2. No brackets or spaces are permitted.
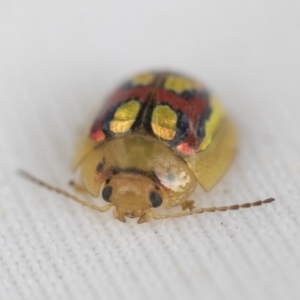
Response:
101,172,164,222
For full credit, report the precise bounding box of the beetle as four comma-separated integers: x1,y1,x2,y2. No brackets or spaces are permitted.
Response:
20,71,274,223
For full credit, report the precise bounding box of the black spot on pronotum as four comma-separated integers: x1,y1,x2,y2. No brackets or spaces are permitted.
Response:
96,162,104,172
102,186,112,202
149,191,163,208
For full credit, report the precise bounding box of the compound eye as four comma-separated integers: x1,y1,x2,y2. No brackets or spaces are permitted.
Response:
149,191,163,208
102,186,112,202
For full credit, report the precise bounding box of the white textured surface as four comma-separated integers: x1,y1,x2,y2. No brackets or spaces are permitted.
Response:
1,1,300,300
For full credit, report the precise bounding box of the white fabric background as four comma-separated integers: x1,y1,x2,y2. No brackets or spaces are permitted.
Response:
1,1,300,300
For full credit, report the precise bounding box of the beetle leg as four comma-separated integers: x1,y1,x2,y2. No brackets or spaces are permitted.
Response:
181,200,195,211
137,210,152,224
113,209,126,222
18,170,112,213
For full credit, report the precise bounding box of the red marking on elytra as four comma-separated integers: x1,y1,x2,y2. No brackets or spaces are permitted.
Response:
90,130,105,142
176,142,196,155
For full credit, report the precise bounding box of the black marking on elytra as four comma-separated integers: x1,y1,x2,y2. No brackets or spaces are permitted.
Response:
181,90,197,100
165,88,210,101
176,89,197,100
149,191,163,207
196,101,212,140
172,110,189,146
102,186,112,202
130,99,150,132
141,102,155,135
100,104,119,138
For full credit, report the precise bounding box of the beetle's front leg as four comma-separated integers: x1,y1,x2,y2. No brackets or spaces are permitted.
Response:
113,208,126,222
137,210,153,224
181,200,195,211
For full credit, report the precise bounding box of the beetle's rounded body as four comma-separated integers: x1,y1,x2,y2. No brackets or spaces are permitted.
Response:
73,71,238,222
19,70,275,223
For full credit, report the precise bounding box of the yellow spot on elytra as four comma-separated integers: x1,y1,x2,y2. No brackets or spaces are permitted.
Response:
199,96,224,151
151,105,177,140
164,75,202,94
131,73,155,86
110,100,140,133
